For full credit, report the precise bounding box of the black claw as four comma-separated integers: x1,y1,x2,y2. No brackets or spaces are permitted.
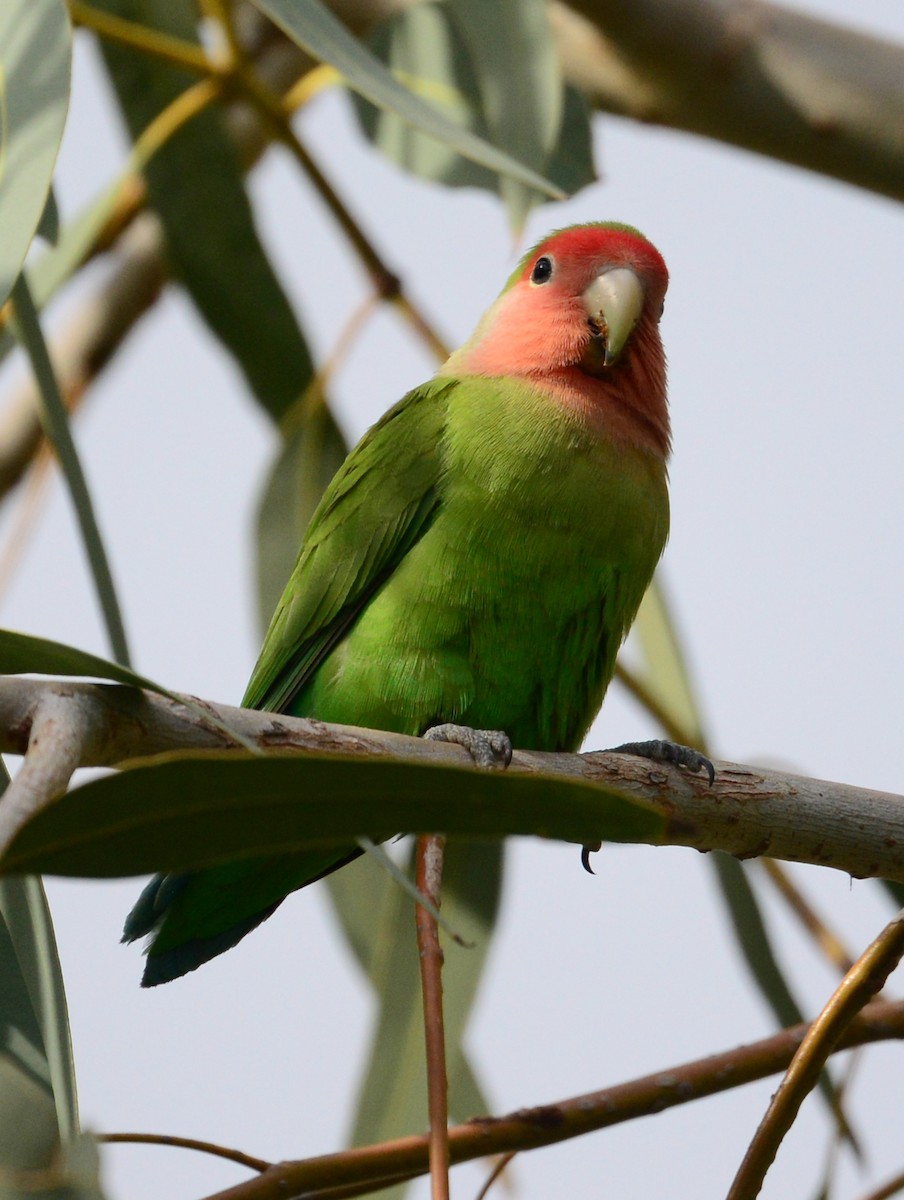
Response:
581,845,597,875
424,723,513,770
609,739,715,785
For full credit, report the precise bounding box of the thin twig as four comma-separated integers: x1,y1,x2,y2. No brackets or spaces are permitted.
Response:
97,1132,271,1173
416,834,451,1200
68,0,213,75
232,61,450,361
474,1152,515,1200
197,999,904,1200
858,1167,904,1200
728,909,904,1200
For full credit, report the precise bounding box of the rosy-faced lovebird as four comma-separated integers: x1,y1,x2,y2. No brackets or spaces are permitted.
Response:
125,222,677,986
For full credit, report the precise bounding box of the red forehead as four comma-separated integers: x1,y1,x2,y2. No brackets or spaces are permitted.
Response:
520,224,667,284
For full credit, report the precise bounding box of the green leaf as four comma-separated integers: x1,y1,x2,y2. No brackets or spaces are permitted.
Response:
0,879,78,1145
0,627,163,693
351,3,593,224
250,0,565,201
0,628,259,756
628,584,854,1143
0,762,80,1181
0,0,71,307
36,190,60,246
256,398,349,633
95,0,314,424
448,0,564,229
9,277,131,667
330,841,499,1166
0,754,665,878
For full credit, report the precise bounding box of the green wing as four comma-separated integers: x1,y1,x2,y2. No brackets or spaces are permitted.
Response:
244,377,453,713
125,378,454,985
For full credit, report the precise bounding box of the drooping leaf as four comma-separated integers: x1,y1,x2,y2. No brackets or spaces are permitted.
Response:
628,581,852,1140
95,0,314,424
0,627,164,693
250,0,565,201
10,278,131,667
350,2,594,225
714,853,854,1144
0,753,665,878
0,762,82,1187
0,0,71,307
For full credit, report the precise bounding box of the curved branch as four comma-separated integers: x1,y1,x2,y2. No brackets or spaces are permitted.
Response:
198,998,904,1200
1,675,903,884
555,0,904,201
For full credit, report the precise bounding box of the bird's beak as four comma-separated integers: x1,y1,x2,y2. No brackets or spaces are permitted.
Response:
581,268,645,368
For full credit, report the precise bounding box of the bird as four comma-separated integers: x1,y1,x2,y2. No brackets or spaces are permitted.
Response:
124,221,701,986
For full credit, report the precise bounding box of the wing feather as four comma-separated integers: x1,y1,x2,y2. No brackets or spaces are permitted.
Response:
243,378,453,713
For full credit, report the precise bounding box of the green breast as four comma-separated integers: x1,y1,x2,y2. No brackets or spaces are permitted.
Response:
299,377,668,751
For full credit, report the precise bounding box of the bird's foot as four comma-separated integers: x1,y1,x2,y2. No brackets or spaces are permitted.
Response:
424,723,513,769
608,738,715,785
581,740,714,874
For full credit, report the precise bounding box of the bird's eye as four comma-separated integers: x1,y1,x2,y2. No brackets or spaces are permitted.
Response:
531,255,553,284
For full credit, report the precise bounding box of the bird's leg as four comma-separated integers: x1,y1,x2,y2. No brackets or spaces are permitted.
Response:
424,723,513,769
581,740,715,874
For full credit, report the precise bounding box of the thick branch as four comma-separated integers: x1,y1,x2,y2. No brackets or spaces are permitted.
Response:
556,0,904,200
198,998,904,1200
1,675,904,884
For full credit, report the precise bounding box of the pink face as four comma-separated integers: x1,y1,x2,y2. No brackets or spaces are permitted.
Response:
455,225,669,379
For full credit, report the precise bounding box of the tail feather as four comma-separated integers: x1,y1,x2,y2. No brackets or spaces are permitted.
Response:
124,846,364,985
140,902,283,987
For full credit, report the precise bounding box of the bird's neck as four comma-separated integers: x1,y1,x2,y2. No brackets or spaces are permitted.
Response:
444,317,670,461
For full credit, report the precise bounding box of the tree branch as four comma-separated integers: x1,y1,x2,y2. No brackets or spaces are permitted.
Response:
1,675,904,884
197,999,904,1200
555,0,904,201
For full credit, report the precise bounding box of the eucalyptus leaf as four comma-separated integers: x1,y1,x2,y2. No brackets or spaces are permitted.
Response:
0,763,80,1184
0,0,71,307
36,190,60,246
0,753,665,878
10,278,131,667
250,0,565,201
715,853,853,1145
350,2,594,222
0,627,165,694
96,0,313,424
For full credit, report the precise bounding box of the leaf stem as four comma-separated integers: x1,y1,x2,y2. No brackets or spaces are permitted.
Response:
10,275,131,667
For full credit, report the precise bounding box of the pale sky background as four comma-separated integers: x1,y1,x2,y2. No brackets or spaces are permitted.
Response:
3,2,904,1197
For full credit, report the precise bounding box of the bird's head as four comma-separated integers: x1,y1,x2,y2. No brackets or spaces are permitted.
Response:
444,223,669,381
